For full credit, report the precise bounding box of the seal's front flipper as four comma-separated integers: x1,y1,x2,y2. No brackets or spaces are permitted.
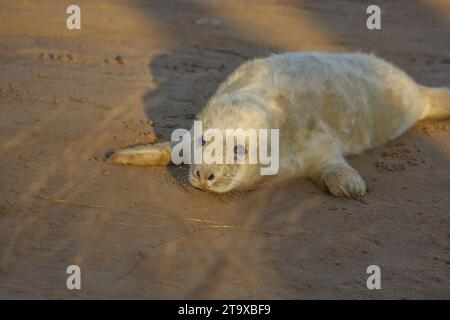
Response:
107,141,171,166
308,156,366,199
320,166,366,198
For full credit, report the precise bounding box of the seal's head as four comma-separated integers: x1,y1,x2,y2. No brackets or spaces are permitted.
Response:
188,94,275,193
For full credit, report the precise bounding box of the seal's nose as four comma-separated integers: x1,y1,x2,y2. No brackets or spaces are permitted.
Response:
195,169,216,183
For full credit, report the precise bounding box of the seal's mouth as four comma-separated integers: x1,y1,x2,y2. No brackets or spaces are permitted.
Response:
193,181,211,192
192,184,211,192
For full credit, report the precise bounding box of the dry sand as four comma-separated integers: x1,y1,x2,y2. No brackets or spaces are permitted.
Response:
0,0,449,299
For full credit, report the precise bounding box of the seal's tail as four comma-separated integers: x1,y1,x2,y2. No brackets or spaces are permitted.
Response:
424,87,450,119
107,141,171,166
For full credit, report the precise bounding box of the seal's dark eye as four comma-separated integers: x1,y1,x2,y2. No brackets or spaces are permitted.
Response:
198,136,206,146
234,145,246,156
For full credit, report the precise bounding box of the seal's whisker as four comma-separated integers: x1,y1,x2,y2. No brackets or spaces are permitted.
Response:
177,173,189,180
231,189,245,198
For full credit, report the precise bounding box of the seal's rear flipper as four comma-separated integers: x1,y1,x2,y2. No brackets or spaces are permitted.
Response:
424,87,450,120
107,141,171,166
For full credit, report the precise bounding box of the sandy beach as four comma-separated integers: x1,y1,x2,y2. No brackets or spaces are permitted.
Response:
0,0,449,299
